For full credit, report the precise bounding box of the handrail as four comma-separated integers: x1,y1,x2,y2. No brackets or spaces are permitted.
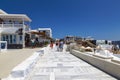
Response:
0,24,23,28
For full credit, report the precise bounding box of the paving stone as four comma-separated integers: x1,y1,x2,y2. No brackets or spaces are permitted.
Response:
27,50,117,80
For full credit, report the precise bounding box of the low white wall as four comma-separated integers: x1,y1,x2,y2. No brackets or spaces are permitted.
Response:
4,48,45,80
71,49,120,79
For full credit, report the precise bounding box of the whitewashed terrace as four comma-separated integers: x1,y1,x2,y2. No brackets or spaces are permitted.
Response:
27,50,117,80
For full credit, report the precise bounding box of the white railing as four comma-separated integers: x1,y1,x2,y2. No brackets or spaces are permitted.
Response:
14,24,23,27
0,24,23,28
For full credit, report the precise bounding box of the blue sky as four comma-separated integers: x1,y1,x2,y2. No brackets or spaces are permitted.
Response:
1,0,120,40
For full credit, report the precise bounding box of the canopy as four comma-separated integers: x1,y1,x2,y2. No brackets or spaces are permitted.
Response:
0,14,31,22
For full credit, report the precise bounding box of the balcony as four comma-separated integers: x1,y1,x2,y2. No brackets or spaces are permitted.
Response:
0,24,30,34
0,24,23,28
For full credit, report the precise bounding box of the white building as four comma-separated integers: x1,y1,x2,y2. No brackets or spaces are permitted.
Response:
30,28,52,42
0,9,31,48
84,36,94,41
96,40,112,45
38,28,52,38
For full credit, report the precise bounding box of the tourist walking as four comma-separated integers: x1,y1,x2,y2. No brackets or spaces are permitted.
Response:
55,40,59,51
112,44,119,54
31,38,35,48
59,40,64,52
50,41,54,49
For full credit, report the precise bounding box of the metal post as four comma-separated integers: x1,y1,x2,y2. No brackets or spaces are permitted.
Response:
29,22,31,39
2,22,3,28
0,32,1,41
0,29,1,50
22,18,25,48
12,22,14,27
0,41,1,52
0,22,3,41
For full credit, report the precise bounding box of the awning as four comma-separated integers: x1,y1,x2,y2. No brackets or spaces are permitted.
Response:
0,14,31,22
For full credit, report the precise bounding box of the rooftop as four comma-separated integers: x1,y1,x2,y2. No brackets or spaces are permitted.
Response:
0,9,31,22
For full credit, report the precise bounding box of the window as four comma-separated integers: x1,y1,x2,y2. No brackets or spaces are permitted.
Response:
2,35,5,41
20,35,22,41
13,35,16,44
10,35,12,44
6,35,8,39
6,35,9,44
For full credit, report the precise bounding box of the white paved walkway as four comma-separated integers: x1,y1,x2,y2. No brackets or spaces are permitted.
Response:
27,50,117,80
